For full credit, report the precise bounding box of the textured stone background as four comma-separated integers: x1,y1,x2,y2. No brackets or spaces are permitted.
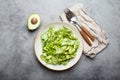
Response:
0,0,120,80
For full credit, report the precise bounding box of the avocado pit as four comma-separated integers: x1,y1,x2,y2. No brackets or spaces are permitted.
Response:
31,17,38,25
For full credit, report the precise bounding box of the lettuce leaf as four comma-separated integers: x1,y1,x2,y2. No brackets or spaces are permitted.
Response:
40,27,79,65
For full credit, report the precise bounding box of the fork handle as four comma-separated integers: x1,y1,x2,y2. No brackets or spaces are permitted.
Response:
81,26,95,41
80,30,92,46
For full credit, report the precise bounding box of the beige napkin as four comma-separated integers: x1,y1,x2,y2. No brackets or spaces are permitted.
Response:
60,3,109,58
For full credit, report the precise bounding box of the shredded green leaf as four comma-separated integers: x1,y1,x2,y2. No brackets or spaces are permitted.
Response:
40,27,79,65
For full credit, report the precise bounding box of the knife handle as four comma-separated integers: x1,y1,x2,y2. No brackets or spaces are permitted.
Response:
81,26,95,41
80,30,92,46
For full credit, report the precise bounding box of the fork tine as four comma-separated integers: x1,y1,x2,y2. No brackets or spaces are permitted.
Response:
64,8,75,21
64,8,71,21
64,8,70,14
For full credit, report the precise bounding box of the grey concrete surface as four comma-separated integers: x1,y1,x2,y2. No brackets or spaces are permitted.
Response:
0,0,120,80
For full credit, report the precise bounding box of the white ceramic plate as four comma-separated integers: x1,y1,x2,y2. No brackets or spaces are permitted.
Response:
34,22,83,71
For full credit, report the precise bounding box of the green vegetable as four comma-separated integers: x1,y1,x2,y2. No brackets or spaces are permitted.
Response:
28,13,41,30
40,27,79,65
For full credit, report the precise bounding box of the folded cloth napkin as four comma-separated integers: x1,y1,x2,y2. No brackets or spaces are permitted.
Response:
60,3,109,58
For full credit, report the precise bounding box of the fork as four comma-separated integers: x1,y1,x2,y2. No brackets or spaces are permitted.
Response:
64,8,95,46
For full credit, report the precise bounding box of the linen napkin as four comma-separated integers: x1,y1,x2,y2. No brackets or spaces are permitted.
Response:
60,3,109,58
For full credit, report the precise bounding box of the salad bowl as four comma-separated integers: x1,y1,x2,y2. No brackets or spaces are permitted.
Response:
34,22,83,71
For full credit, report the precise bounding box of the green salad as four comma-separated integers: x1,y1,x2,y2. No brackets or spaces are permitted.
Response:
40,27,79,65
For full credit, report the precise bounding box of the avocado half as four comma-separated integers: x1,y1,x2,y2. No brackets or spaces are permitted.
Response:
28,13,41,30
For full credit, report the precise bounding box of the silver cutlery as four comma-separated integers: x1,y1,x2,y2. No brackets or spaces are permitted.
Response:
64,8,95,46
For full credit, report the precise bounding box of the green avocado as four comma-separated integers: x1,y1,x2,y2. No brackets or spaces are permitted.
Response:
28,13,41,30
